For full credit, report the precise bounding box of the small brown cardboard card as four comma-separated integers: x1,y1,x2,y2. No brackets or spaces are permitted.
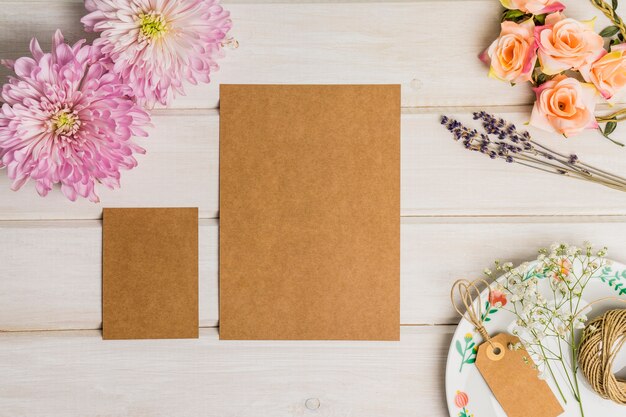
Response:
102,208,199,340
219,84,400,340
476,333,564,417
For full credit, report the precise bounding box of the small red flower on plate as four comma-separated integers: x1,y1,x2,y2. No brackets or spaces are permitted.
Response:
454,390,469,408
553,258,572,281
488,290,507,308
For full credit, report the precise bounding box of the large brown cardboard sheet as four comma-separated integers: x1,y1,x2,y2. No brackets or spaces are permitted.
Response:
102,208,199,340
219,85,400,340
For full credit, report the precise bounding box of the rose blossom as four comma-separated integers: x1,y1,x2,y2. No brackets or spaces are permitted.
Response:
480,19,537,84
536,13,604,75
530,75,598,137
581,44,626,102
500,0,565,15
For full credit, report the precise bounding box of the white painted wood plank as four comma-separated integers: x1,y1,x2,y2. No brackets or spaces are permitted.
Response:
1,108,626,220
0,326,451,417
0,219,219,331
0,1,614,109
4,217,626,331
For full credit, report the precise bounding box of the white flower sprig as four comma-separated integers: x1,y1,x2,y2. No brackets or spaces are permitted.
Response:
484,242,608,417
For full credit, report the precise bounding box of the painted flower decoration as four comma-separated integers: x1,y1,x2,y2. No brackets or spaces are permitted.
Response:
500,0,565,15
489,289,508,308
454,391,469,408
0,30,151,202
552,258,572,281
81,0,233,107
530,75,598,137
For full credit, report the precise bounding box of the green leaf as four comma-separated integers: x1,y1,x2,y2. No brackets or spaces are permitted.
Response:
535,14,546,25
465,358,476,364
535,72,550,86
456,340,464,356
605,121,618,136
485,317,492,322
490,308,498,314
467,342,475,349
503,9,526,20
600,26,620,38
613,0,619,11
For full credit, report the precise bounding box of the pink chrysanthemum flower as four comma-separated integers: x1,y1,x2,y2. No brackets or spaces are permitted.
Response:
81,0,233,107
0,30,151,202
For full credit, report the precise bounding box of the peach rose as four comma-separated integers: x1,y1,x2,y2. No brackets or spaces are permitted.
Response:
581,45,626,102
480,19,537,84
536,13,604,75
530,75,598,137
500,0,565,15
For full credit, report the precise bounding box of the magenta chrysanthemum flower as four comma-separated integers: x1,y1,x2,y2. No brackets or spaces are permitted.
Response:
0,30,151,202
81,0,233,107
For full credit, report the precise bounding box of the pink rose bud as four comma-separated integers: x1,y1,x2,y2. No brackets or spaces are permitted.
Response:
500,0,565,15
481,20,537,84
530,75,599,137
536,13,605,75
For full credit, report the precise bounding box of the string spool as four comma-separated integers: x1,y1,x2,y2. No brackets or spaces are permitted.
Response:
578,309,626,405
451,279,494,349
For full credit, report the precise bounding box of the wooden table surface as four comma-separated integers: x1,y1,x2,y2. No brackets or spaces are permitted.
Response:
2,1,626,416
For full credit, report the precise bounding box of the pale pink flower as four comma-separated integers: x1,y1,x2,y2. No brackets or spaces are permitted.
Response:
81,0,232,107
530,75,598,137
480,19,537,84
500,0,565,15
536,13,605,75
580,44,626,102
0,30,151,202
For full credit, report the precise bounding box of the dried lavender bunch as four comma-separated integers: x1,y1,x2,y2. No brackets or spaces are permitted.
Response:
441,112,626,192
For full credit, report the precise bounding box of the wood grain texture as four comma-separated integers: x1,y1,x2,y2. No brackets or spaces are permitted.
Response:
4,217,626,331
0,108,625,219
0,219,218,331
0,326,451,417
2,1,626,415
0,1,614,109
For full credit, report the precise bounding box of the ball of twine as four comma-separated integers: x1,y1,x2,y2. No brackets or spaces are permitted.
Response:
578,309,626,405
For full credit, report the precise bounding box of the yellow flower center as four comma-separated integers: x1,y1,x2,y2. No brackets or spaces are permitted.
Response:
51,109,80,136
139,12,168,41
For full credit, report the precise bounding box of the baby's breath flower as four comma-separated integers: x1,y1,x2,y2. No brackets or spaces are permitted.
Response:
483,242,609,407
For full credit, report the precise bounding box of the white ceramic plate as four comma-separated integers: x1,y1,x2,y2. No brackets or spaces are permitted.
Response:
445,259,626,417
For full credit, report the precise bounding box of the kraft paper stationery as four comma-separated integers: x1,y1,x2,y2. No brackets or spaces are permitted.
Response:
102,208,199,340
476,333,564,417
219,84,400,340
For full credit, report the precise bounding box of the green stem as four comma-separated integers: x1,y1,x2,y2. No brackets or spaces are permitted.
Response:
540,344,568,405
571,327,585,417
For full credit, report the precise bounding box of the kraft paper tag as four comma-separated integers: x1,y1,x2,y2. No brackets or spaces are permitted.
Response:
476,333,564,417
102,208,199,340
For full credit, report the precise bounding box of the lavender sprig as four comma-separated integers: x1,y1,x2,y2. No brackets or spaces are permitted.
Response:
441,112,626,192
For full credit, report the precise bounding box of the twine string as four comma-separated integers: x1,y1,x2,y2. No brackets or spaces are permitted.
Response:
578,309,626,405
451,279,494,348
